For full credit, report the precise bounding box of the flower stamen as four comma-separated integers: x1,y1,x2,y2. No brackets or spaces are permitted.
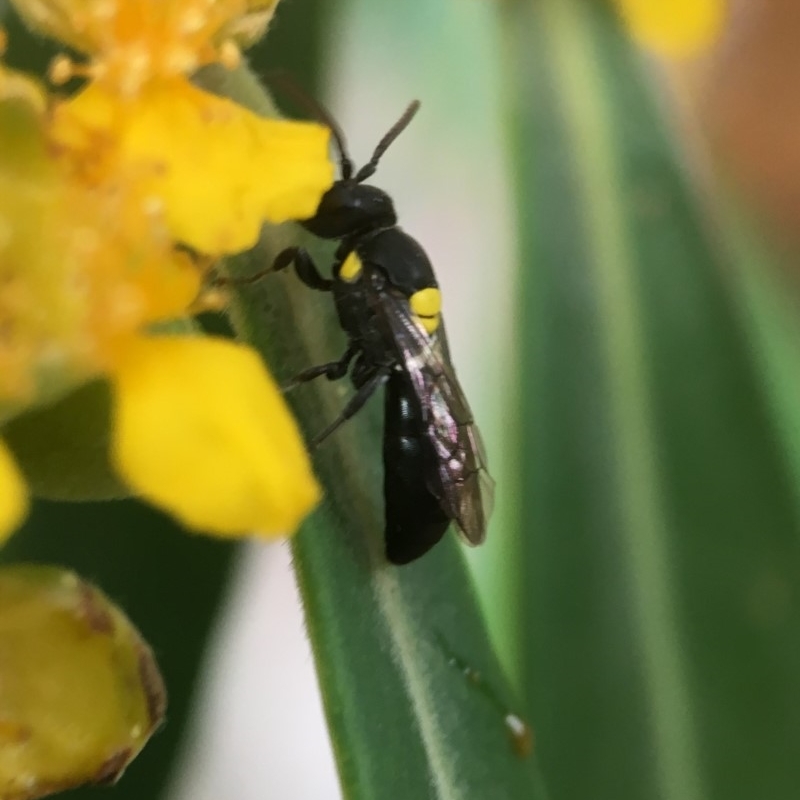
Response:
218,39,242,70
48,55,85,86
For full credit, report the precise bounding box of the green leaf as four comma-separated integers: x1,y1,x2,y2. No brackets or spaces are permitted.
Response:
196,61,546,797
504,2,800,800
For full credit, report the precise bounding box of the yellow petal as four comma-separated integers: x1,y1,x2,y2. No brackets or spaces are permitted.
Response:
615,0,726,58
55,81,334,253
111,336,320,537
0,439,29,543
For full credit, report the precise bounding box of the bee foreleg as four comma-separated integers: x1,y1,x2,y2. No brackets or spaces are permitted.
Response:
211,247,333,290
274,247,333,291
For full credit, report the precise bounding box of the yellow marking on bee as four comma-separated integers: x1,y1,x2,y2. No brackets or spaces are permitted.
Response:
410,287,441,317
410,287,441,334
416,315,440,334
339,251,362,282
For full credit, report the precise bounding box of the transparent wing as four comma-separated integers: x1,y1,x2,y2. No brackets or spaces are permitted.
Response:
368,279,494,546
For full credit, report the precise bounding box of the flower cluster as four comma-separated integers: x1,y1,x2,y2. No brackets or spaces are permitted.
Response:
0,0,335,541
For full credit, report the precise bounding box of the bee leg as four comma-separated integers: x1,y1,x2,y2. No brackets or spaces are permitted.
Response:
309,366,391,449
211,247,333,291
283,344,357,392
274,247,333,291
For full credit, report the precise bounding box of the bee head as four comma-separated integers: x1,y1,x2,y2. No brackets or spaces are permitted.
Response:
302,181,397,239
301,101,420,239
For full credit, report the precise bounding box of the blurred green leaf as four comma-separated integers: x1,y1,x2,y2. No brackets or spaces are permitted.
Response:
720,201,800,511
505,2,800,800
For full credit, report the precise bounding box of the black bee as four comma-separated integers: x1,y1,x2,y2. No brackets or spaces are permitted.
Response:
273,100,494,564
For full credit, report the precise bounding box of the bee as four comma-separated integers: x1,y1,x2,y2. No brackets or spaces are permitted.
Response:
274,100,494,564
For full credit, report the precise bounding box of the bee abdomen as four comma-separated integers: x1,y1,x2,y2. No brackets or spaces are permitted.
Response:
383,373,449,564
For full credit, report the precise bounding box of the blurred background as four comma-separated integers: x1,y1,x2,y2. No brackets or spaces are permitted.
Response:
6,0,800,797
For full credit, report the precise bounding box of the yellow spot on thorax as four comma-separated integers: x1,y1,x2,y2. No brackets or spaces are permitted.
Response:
339,251,362,283
410,287,441,334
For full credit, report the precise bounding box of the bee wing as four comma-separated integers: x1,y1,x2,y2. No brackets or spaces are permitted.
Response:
370,282,494,546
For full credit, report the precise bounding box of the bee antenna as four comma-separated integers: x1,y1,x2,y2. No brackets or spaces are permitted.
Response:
262,69,355,180
355,100,421,183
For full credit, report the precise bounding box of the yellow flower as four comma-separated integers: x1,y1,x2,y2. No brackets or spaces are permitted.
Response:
15,0,334,252
615,0,726,58
0,5,329,542
0,74,199,414
53,80,331,253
